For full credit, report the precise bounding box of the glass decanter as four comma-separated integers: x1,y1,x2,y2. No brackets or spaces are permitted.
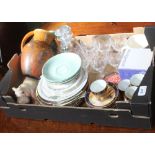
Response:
54,25,73,52
54,25,91,70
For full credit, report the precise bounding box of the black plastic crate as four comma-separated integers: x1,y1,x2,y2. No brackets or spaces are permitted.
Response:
0,46,154,129
0,27,155,129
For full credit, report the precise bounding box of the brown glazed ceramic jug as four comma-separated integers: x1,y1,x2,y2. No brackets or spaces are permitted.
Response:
21,29,55,79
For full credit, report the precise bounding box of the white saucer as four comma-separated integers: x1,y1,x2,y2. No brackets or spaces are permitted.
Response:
37,68,88,102
42,52,81,83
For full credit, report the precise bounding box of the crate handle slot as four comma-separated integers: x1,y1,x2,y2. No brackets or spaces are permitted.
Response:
0,106,10,109
19,107,27,112
109,113,119,118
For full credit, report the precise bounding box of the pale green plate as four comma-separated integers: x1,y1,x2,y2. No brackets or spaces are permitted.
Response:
42,52,81,83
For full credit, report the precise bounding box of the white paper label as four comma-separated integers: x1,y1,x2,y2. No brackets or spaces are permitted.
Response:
138,86,147,96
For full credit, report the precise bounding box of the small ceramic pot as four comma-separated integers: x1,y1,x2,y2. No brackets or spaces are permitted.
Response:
90,79,107,94
130,73,144,86
118,79,130,91
85,81,119,108
125,86,138,100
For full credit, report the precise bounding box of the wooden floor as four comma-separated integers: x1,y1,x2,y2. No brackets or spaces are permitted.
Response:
0,109,155,133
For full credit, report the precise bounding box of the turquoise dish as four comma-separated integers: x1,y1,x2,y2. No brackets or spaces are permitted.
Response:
42,52,82,83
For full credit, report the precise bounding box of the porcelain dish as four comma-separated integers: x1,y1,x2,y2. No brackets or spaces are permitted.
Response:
36,52,89,106
37,68,88,103
36,82,88,106
42,52,81,83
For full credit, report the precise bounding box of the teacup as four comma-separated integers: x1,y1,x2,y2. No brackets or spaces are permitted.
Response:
85,79,118,108
90,79,107,94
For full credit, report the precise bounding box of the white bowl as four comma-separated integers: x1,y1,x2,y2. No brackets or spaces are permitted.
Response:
127,34,148,48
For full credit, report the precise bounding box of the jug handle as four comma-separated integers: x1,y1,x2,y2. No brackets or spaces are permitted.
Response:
21,31,34,52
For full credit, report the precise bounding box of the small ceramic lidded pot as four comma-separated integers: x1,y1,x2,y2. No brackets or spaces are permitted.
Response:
117,73,144,100
21,29,55,79
117,79,131,100
130,73,144,87
125,86,137,100
85,79,118,108
124,74,144,100
118,79,130,92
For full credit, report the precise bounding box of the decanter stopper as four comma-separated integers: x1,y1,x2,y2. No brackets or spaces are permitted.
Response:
54,25,73,52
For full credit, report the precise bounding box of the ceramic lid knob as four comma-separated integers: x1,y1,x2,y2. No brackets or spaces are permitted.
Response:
125,86,137,100
118,79,130,91
90,79,107,93
130,73,144,86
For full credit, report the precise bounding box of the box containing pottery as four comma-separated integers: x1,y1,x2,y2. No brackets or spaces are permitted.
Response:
0,26,155,129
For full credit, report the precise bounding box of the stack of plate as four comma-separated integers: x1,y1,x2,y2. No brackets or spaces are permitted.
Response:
36,52,88,106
